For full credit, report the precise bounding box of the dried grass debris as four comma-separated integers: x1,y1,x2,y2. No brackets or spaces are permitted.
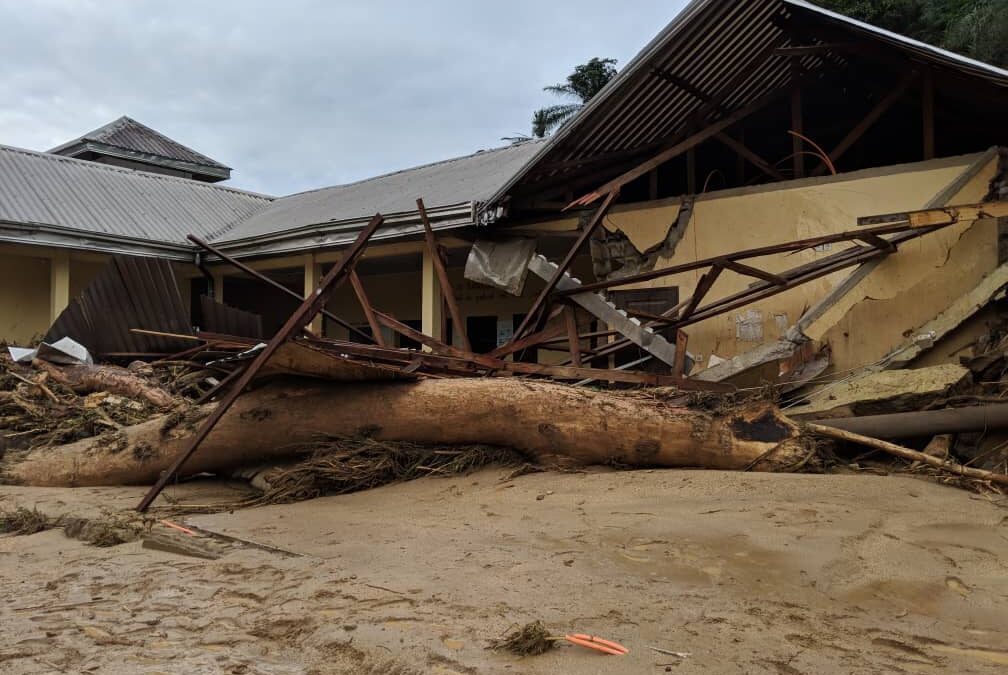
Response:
489,621,557,656
59,514,146,547
0,506,52,535
246,437,528,506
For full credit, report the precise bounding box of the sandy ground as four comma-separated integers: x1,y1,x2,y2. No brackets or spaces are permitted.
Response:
2,469,1008,674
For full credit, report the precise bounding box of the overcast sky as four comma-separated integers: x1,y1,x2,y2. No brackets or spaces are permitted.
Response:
0,0,688,196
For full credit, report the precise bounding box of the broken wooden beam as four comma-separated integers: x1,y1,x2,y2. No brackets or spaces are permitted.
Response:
417,198,471,352
811,70,918,176
137,214,385,512
348,270,386,347
806,423,1008,486
188,234,375,344
857,201,1008,228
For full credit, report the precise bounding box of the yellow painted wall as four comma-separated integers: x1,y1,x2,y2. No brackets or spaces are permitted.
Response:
526,153,998,372
0,244,200,344
0,252,52,344
324,269,423,340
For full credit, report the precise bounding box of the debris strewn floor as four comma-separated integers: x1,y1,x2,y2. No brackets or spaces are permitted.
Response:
2,469,1007,674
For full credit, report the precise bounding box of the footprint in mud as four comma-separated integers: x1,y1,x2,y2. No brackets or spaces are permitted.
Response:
871,637,937,665
944,576,971,596
213,588,268,605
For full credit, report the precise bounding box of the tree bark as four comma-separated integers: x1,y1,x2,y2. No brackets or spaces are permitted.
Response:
2,378,810,487
32,360,175,409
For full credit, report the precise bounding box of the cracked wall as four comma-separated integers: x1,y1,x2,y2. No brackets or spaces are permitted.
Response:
527,152,1000,372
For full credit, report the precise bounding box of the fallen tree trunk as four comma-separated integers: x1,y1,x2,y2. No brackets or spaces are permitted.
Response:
1,378,809,487
32,360,175,409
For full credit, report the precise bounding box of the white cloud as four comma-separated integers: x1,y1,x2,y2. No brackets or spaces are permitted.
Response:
0,0,687,195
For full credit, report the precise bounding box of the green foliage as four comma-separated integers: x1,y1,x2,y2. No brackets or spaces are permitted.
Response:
529,57,618,139
813,0,1008,66
543,57,619,103
943,0,1008,66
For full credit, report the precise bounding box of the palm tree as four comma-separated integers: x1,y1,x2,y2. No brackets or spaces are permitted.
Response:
501,110,553,145
532,57,618,137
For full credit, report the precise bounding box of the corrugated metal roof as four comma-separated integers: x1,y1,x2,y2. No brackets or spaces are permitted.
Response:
484,0,1008,211
215,140,545,243
45,255,196,355
49,116,231,170
0,143,273,248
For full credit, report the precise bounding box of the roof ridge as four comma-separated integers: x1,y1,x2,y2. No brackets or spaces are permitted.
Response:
279,140,547,200
0,142,273,200
88,116,232,170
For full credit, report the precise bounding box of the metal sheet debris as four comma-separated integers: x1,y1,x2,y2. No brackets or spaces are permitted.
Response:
464,238,537,296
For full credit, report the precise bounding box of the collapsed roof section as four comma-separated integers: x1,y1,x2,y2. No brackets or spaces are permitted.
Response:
482,0,1008,218
49,116,232,183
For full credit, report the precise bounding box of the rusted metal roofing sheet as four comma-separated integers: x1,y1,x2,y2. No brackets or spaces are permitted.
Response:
482,0,1008,213
49,116,230,170
45,255,195,355
200,296,264,339
0,144,272,250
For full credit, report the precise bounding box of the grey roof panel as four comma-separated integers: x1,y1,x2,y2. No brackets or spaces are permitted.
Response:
49,116,231,170
0,143,272,246
215,140,544,242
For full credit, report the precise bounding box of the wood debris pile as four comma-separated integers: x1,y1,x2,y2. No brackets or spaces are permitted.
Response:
0,350,216,458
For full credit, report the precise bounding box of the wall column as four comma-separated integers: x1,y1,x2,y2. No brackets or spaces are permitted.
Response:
49,249,70,323
421,248,443,346
303,253,323,335
211,270,225,303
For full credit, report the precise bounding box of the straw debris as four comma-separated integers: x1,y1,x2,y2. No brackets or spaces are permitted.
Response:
489,621,557,656
0,506,52,535
59,514,147,547
246,436,528,506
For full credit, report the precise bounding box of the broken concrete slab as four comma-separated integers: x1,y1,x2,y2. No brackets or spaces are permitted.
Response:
787,363,972,420
693,337,804,384
884,262,1008,369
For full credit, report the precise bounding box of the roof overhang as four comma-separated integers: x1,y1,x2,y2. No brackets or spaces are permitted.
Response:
0,220,194,260
61,141,232,181
205,202,478,260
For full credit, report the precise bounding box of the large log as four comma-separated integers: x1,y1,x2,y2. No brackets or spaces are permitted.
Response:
1,378,810,487
32,360,175,409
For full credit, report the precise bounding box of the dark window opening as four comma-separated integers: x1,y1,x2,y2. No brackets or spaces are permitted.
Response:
466,315,498,354
189,277,211,328
398,320,423,350
348,325,373,344
610,287,679,318
512,313,538,363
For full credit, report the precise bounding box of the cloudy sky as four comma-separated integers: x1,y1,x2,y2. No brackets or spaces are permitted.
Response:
0,0,688,196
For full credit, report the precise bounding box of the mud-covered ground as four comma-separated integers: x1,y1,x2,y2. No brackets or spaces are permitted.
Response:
2,469,1007,674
